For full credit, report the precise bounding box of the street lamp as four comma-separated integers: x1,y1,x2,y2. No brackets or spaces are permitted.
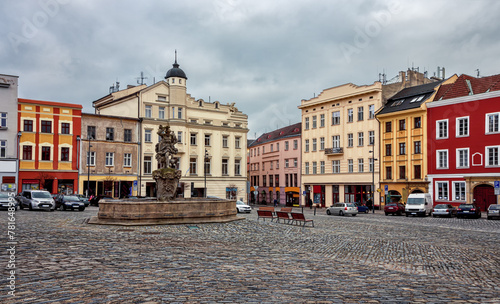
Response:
87,136,93,198
204,149,209,198
369,150,378,214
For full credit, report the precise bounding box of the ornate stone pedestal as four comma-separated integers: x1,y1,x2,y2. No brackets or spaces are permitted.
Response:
153,168,182,201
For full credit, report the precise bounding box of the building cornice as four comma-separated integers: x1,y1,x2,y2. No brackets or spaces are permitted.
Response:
426,90,500,108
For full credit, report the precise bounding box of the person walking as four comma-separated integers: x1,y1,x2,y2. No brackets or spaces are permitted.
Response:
274,199,278,207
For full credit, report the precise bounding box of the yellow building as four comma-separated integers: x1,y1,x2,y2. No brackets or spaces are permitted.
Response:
376,76,457,204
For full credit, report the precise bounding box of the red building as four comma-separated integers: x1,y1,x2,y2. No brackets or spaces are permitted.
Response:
18,99,82,194
427,74,500,211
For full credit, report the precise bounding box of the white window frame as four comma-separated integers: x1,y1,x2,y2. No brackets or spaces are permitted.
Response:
436,119,449,139
145,129,152,142
347,133,353,147
87,151,96,166
159,107,165,119
452,181,466,201
332,111,340,125
332,135,340,148
320,161,325,174
456,116,469,137
124,153,132,167
436,181,449,201
358,132,364,146
222,135,228,148
348,159,353,173
305,117,309,130
145,105,152,118
332,160,340,174
0,140,6,158
320,114,325,127
436,149,448,169
105,152,114,167
358,158,364,173
320,137,325,150
456,148,469,169
485,145,500,167
305,162,309,175
305,139,309,152
485,112,500,134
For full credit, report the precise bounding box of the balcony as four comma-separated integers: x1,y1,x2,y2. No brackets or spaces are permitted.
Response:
324,147,343,155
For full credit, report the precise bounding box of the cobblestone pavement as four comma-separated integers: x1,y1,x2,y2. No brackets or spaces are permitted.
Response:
1,205,499,303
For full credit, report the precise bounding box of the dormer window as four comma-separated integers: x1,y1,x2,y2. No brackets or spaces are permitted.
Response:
215,102,219,109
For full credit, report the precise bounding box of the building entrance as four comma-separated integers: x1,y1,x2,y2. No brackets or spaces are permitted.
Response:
473,184,495,212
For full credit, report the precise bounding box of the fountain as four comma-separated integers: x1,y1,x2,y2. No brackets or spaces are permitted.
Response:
88,125,241,226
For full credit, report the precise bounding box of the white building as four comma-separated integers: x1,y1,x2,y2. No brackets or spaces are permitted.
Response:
0,74,19,193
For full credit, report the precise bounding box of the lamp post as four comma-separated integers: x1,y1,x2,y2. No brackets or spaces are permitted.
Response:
87,136,92,198
204,149,209,198
369,150,378,214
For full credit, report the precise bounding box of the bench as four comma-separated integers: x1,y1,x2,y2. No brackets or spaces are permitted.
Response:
257,210,276,222
291,212,314,227
280,207,293,213
259,207,275,212
275,211,292,224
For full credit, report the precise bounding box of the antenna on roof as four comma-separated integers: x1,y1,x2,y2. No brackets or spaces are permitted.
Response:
136,71,148,85
175,49,178,63
475,69,480,78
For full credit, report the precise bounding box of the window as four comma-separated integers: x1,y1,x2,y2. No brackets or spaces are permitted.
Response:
0,141,5,158
293,158,298,167
171,107,175,118
23,145,33,160
105,152,114,166
486,113,499,133
158,96,166,102
369,158,374,172
276,143,279,151
177,131,182,143
358,159,364,172
386,121,392,132
414,117,421,129
145,105,152,118
347,133,353,147
305,139,309,152
305,162,309,175
456,117,469,137
486,146,499,167
270,144,273,152
399,166,406,179
60,147,69,161
399,119,406,131
457,148,469,168
320,137,325,150
358,132,364,146
41,147,50,161
41,120,52,133
437,120,448,139
320,161,325,174
293,140,298,150
24,120,33,132
87,126,96,140
332,135,340,148
144,156,152,174
437,182,449,200
269,174,273,187
312,161,317,174
332,160,340,173
385,144,392,156
320,114,325,127
285,141,289,151
369,105,375,119
235,159,241,175
222,159,228,175
386,166,392,179
312,116,317,129
453,181,466,201
312,138,317,151
348,159,353,173
145,130,152,142
347,109,353,122
368,131,374,145
399,142,406,155
106,128,114,141
414,141,421,154
123,129,132,142
159,107,165,119
437,150,448,169
414,165,422,179
205,134,211,146
285,159,289,168
87,151,95,166
124,153,132,167
204,158,211,175
332,111,340,125
263,175,267,186
270,161,273,170
60,123,70,134
305,117,310,130
178,107,182,119
189,157,197,175
190,133,197,145
0,113,6,128
357,107,364,121
235,137,241,149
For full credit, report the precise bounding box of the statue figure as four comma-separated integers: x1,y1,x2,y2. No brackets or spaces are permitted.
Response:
153,124,182,201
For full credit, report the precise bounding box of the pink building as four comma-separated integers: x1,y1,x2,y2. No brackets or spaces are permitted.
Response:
427,74,500,210
248,123,301,206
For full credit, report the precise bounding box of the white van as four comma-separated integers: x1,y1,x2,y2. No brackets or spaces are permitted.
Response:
405,193,432,217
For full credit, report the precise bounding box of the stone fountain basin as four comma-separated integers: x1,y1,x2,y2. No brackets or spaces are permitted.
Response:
88,198,242,226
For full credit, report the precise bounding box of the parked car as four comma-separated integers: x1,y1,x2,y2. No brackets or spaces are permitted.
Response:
236,200,251,213
487,204,500,220
89,195,114,206
326,203,358,216
74,194,90,207
432,204,457,218
18,190,55,211
456,204,481,219
354,202,369,213
384,203,405,216
405,193,433,217
55,195,86,211
0,193,17,210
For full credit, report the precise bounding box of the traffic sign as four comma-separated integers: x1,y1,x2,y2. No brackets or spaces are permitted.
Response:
495,181,500,195
494,181,499,188
384,185,388,191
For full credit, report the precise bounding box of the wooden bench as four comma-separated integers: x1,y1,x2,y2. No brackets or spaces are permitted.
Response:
275,211,292,224
291,212,314,227
280,207,293,213
259,207,275,212
257,210,276,222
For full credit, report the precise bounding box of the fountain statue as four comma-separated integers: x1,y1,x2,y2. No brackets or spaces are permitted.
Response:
153,125,182,200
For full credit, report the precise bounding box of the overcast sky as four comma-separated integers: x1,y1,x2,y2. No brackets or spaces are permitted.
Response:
2,0,500,138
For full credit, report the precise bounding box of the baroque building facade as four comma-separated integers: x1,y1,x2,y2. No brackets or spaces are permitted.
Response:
92,58,249,201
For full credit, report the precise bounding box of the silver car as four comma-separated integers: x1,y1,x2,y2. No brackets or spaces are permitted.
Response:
236,200,251,213
432,204,457,218
487,204,500,220
326,203,358,216
19,190,55,211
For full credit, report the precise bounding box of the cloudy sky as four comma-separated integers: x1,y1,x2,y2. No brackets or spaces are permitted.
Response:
2,0,500,138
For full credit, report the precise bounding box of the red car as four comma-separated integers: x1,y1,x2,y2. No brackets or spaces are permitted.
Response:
384,203,405,216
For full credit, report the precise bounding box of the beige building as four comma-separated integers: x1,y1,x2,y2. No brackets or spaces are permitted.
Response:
93,57,249,200
79,113,140,198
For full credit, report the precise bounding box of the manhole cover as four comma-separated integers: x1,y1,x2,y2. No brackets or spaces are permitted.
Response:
186,225,199,230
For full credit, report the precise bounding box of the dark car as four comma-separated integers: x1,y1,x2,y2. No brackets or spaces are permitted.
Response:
89,195,114,206
456,204,481,219
384,203,405,216
432,204,457,218
354,202,369,213
74,194,90,207
55,195,86,211
0,193,17,210
487,204,500,220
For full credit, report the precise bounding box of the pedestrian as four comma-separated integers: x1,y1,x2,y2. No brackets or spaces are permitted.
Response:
274,199,278,207
367,198,373,211
308,197,313,209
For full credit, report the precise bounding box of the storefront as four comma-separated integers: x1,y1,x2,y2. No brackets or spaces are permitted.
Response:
19,171,78,194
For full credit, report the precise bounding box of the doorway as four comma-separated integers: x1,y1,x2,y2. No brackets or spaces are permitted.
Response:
473,184,495,211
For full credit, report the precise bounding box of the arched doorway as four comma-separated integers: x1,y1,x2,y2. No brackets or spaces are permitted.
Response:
411,189,424,194
386,190,402,204
473,184,495,211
